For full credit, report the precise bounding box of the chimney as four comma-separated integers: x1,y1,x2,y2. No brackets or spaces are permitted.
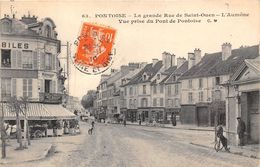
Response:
188,53,195,69
162,52,175,70
177,57,186,68
194,48,201,65
222,42,232,61
152,58,159,66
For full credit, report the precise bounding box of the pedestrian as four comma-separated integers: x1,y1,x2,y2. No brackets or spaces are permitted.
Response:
123,119,126,127
171,113,177,126
237,117,246,146
216,123,230,152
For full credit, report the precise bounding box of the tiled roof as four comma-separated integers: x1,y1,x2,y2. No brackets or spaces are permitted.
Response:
164,61,189,84
126,61,163,85
180,45,259,80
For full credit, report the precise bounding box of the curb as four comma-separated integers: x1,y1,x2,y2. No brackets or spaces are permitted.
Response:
111,122,215,132
190,142,260,160
0,144,53,165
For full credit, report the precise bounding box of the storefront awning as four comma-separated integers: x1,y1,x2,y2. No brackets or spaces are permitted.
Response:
1,103,76,120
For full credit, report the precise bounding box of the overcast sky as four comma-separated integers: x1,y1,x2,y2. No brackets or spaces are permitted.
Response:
1,0,259,99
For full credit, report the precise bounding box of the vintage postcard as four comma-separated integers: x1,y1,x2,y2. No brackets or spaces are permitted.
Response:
0,0,259,167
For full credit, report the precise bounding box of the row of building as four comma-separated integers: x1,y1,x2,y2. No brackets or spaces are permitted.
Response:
94,42,260,145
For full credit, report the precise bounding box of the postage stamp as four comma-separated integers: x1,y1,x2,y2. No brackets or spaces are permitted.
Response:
73,22,116,75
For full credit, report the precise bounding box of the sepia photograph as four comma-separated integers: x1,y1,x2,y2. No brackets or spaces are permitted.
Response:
0,0,259,166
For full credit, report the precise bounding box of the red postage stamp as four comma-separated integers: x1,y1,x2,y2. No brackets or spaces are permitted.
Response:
74,22,116,74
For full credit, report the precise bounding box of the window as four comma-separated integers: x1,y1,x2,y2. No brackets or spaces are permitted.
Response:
1,78,11,98
188,80,193,89
143,85,146,94
45,53,52,70
134,99,137,108
124,87,127,96
153,98,157,106
160,98,164,106
215,77,220,85
188,92,193,103
45,80,51,93
167,99,173,107
153,85,157,94
45,25,52,38
175,84,179,95
129,99,132,108
1,49,11,68
23,79,32,98
160,85,164,93
143,74,147,81
157,74,160,80
141,98,148,107
129,87,133,95
174,98,179,107
199,91,203,102
2,22,11,33
199,78,203,89
167,85,171,96
22,51,33,69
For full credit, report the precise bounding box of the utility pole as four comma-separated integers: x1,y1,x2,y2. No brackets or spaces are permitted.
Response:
60,41,71,96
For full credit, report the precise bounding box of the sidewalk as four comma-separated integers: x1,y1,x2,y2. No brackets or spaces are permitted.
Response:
124,121,260,159
0,139,53,165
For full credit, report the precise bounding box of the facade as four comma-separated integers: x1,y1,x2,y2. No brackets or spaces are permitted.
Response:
0,14,74,121
225,55,260,145
179,44,259,126
163,58,188,122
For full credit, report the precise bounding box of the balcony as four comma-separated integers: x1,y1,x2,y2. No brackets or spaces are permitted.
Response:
39,92,63,104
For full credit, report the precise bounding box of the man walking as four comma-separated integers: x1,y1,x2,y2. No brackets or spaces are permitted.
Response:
237,117,246,146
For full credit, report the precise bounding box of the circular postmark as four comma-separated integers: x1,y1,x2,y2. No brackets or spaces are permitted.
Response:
73,22,116,75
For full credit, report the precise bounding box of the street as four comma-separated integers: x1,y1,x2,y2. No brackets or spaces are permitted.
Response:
5,122,259,167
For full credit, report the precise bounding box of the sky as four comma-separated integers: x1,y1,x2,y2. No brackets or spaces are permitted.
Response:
0,0,259,99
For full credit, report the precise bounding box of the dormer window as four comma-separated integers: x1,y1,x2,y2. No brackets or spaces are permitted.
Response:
45,25,52,38
157,74,160,80
143,74,147,81
2,21,11,33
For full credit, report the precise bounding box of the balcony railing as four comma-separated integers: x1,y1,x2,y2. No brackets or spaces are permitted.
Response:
39,92,63,104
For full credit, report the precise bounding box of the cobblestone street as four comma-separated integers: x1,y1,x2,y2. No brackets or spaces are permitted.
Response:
4,122,259,167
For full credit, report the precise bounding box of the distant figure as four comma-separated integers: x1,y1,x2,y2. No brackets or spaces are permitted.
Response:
88,120,95,135
237,117,246,146
123,119,126,127
216,123,230,152
171,113,177,126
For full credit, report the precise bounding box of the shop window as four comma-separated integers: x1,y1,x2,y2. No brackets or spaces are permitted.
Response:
22,51,33,69
1,49,11,68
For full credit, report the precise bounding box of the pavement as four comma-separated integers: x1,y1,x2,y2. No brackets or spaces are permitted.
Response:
0,139,53,165
123,121,260,159
0,121,259,166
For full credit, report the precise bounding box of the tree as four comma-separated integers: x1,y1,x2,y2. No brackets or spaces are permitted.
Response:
81,90,96,110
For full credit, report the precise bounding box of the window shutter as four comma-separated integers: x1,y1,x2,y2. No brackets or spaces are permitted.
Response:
52,55,56,70
52,80,56,93
17,51,22,68
39,79,44,92
56,58,59,71
33,51,38,69
40,52,45,70
12,78,16,97
11,50,17,68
